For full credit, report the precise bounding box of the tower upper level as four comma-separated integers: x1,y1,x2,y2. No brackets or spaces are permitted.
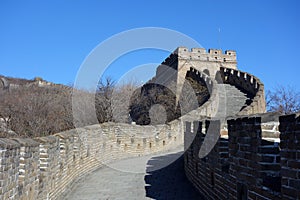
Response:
174,47,237,66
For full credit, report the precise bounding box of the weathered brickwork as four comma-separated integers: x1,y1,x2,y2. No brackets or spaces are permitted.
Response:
217,67,266,114
180,67,219,120
155,47,237,106
279,114,300,199
154,48,265,117
0,120,183,200
0,139,20,199
12,138,40,200
184,114,300,200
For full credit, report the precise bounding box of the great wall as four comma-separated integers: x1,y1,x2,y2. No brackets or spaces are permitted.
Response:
0,47,299,199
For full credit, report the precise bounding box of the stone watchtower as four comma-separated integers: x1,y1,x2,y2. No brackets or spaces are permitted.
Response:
154,47,238,103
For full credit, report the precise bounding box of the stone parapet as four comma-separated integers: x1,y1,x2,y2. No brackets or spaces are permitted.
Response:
184,114,300,199
0,120,183,200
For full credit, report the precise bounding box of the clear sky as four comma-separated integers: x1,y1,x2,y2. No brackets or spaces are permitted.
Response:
0,0,299,91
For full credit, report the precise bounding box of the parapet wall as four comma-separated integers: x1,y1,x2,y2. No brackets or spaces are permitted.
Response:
184,114,300,200
217,67,266,114
175,47,237,65
180,67,219,120
0,120,183,200
279,114,300,199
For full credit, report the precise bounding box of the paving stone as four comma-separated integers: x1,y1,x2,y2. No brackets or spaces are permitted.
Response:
65,146,203,200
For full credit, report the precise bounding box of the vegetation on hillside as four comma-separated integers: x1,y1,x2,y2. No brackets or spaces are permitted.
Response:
0,73,209,137
0,76,138,138
0,84,74,137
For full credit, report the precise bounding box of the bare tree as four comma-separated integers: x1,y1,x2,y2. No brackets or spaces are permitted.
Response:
95,77,115,123
266,85,300,114
0,76,140,138
111,81,138,123
0,85,74,137
72,88,98,127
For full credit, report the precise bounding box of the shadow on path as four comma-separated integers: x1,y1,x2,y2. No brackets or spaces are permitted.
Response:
144,151,204,200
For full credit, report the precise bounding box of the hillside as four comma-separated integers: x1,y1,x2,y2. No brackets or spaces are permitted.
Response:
0,75,135,138
0,75,75,137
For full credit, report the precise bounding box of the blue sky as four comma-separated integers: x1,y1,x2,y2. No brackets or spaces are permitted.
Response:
0,0,299,91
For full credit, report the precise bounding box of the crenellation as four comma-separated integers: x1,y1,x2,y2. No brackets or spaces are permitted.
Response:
225,50,236,56
174,47,237,64
155,47,240,108
191,47,206,54
184,113,300,200
208,49,221,54
0,120,184,200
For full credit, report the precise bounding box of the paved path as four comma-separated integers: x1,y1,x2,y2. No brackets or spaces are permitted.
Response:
65,147,203,200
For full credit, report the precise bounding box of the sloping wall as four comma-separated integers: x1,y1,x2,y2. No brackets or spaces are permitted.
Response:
217,67,266,114
0,120,183,200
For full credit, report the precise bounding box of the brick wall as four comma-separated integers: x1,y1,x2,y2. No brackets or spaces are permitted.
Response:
184,114,300,200
218,67,266,114
0,120,183,200
0,139,20,199
279,114,300,199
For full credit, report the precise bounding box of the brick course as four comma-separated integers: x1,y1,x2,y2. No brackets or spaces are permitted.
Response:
0,120,183,199
184,115,300,199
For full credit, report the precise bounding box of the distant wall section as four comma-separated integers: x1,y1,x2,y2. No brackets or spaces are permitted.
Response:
217,67,266,114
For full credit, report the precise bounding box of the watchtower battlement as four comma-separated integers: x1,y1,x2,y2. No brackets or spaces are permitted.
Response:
156,47,239,106
174,47,237,66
